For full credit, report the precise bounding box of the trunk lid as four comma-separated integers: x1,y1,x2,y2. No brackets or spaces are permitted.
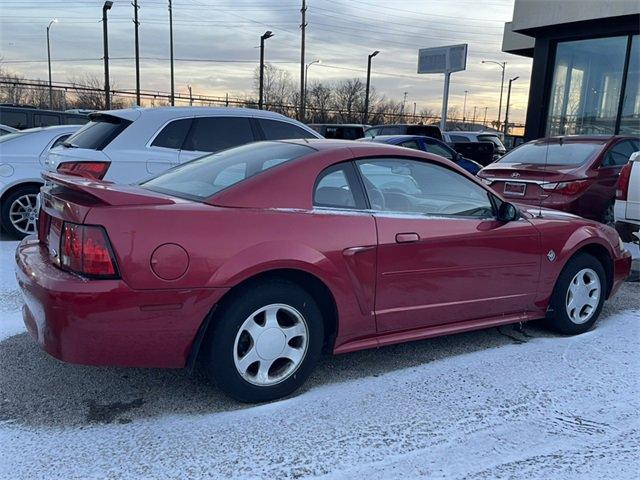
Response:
479,163,585,201
38,172,176,253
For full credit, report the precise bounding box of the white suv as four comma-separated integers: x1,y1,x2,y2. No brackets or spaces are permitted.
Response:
615,151,640,243
46,107,322,184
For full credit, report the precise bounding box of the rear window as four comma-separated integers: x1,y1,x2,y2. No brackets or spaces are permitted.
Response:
64,114,131,150
498,141,604,166
142,141,314,200
406,125,442,140
0,111,28,129
257,119,316,140
34,113,61,127
477,134,505,151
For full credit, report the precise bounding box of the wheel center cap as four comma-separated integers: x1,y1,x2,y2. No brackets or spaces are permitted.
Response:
255,328,286,360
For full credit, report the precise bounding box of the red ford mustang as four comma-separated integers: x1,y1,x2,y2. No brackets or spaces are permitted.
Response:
16,140,631,402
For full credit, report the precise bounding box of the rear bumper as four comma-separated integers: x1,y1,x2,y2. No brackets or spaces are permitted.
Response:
15,238,228,368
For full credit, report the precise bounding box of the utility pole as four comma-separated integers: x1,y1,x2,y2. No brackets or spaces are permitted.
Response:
259,31,274,110
188,84,193,106
133,0,141,105
168,0,175,106
102,2,113,110
483,106,488,126
299,0,306,121
472,105,477,125
413,102,416,121
504,76,519,135
46,18,57,109
462,90,468,123
402,91,408,118
364,50,379,124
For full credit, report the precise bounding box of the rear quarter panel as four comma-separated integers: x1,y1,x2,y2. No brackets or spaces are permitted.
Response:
85,204,379,347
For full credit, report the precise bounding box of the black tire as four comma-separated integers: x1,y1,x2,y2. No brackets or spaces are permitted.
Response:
203,280,324,403
546,253,607,335
601,202,615,227
1,185,41,239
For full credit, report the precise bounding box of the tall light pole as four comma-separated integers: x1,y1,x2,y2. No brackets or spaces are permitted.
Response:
483,106,488,126
303,59,320,121
462,89,468,123
472,105,477,124
46,18,57,109
299,0,306,121
133,0,141,105
363,50,379,124
168,0,175,106
482,60,506,130
504,76,519,135
102,2,113,110
259,30,274,110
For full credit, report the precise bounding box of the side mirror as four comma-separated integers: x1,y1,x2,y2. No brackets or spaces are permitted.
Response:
497,201,519,222
630,151,640,162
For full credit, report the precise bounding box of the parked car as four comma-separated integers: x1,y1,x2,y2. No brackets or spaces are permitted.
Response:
0,124,80,238
364,123,443,141
358,134,483,174
615,151,640,242
0,124,19,136
478,135,640,225
308,124,366,140
45,107,322,183
443,130,507,157
0,105,89,129
17,139,631,402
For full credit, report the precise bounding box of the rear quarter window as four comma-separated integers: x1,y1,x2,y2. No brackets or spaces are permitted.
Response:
151,118,193,149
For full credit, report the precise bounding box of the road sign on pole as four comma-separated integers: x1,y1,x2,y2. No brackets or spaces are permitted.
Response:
417,44,468,131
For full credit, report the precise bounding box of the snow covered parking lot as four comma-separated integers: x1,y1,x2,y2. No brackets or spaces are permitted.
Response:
1,238,639,479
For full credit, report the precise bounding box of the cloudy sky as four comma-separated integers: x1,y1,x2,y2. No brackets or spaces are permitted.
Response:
0,0,532,123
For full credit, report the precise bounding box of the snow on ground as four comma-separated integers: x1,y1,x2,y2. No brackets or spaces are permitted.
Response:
0,240,24,341
1,238,639,479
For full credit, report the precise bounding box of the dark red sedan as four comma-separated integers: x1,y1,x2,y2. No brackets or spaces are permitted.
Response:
478,136,640,225
16,140,631,402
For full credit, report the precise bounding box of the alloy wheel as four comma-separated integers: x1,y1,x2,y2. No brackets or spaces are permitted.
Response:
233,303,309,386
9,193,38,235
565,268,601,324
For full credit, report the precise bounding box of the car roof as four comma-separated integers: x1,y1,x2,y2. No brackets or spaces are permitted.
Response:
532,135,624,144
96,106,299,123
20,125,81,134
359,134,437,143
310,123,366,128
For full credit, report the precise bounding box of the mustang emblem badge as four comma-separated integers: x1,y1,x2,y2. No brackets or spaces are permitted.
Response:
547,250,556,262
511,172,521,178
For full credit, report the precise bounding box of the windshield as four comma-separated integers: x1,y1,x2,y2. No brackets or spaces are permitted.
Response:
142,141,315,200
497,141,604,166
477,134,505,151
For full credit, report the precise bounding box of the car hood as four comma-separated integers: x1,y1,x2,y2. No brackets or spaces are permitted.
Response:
479,162,585,183
44,146,111,171
516,204,583,221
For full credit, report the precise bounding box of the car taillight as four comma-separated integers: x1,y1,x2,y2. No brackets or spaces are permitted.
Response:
540,179,590,195
60,222,118,278
616,163,632,200
57,161,110,180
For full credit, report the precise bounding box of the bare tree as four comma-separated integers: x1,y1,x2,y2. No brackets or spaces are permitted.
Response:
68,74,125,110
253,64,297,116
333,78,365,123
305,81,334,123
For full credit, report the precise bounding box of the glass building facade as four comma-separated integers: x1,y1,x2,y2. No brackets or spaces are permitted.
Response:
547,34,639,136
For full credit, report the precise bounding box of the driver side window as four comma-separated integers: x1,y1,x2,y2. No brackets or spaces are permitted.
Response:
356,158,494,217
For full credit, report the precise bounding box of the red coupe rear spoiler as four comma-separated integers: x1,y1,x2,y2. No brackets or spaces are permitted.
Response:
42,171,175,206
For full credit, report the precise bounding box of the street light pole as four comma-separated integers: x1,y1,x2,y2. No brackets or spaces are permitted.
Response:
481,60,506,130
299,0,306,121
303,59,320,121
472,105,477,125
168,0,175,106
259,30,274,110
363,50,379,124
504,76,519,135
483,106,488,126
46,18,57,109
133,0,141,105
102,2,113,110
462,90,468,123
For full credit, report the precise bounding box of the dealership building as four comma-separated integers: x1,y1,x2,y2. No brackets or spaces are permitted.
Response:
503,0,640,140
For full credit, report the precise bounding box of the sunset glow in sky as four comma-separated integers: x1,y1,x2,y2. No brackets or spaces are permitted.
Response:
0,0,532,123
